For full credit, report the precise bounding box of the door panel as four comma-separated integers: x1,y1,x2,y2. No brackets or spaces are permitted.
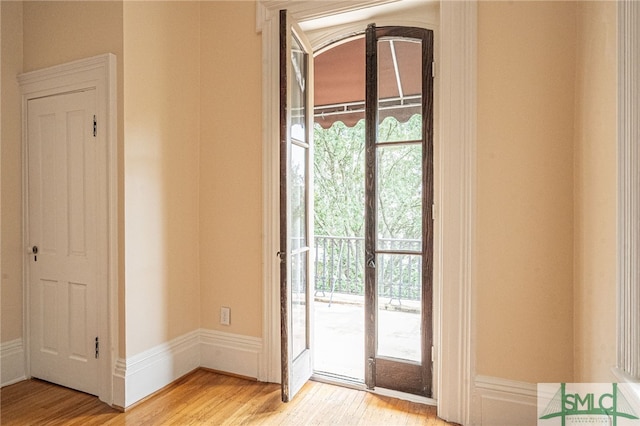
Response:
28,89,100,396
364,24,434,397
280,9,314,402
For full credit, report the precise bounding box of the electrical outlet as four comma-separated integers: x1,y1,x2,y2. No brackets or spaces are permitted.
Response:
220,306,230,326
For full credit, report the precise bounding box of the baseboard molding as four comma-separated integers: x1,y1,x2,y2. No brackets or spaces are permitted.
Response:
200,329,262,379
114,329,201,408
112,329,263,409
0,338,26,387
472,375,537,426
612,367,640,409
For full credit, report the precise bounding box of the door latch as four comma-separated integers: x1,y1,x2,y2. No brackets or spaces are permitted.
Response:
366,252,375,268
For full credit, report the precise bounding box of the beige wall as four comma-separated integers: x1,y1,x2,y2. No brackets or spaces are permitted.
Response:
1,0,620,390
199,1,262,337
22,1,123,74
476,1,577,383
8,0,260,358
123,1,201,355
573,0,617,382
22,0,126,354
1,0,24,344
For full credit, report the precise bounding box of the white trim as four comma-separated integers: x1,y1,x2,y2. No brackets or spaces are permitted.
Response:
114,330,200,408
256,0,404,33
0,338,26,387
613,368,640,411
472,376,537,426
617,0,640,381
124,331,200,377
259,2,282,385
112,358,126,409
474,375,537,398
436,2,476,424
111,329,262,409
18,53,118,406
258,2,476,424
200,329,263,379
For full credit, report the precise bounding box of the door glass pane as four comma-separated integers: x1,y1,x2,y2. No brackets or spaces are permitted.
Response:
291,36,307,143
291,143,307,251
377,253,421,362
377,38,422,143
376,144,422,247
290,32,309,362
291,251,308,359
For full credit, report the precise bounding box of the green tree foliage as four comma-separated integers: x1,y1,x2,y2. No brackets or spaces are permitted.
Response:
313,120,366,238
313,114,424,300
313,114,422,243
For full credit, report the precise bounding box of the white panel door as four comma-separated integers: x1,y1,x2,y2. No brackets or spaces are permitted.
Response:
28,89,100,396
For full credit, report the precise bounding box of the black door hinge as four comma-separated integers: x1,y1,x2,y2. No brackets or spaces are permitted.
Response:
93,115,97,137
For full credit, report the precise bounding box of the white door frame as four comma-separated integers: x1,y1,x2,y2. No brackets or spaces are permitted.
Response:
257,2,476,424
19,54,118,406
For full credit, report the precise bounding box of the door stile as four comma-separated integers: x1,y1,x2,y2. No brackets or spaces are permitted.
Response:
279,8,290,402
421,29,435,397
364,23,378,391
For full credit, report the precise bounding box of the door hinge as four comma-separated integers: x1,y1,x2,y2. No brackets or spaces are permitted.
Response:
93,115,97,137
432,61,436,78
432,203,436,221
95,336,99,359
431,345,435,363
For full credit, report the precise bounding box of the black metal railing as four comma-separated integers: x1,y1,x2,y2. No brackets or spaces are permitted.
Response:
314,235,422,305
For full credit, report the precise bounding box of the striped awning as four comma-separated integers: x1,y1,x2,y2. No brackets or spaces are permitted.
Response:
314,36,422,129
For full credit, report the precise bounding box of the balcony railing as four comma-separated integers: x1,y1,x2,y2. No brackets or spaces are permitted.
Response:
314,235,422,305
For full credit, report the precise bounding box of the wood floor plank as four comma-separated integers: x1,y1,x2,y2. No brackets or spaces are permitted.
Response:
1,369,458,425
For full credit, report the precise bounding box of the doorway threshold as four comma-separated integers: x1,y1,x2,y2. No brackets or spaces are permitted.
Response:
312,372,365,391
311,372,437,406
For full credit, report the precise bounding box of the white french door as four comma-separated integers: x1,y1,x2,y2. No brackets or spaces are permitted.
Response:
279,10,315,402
27,89,101,396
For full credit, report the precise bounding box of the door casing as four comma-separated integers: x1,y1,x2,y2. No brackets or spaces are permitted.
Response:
19,53,118,406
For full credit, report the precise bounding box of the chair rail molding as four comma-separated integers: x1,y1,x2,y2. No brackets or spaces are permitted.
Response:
258,2,476,424
616,0,640,382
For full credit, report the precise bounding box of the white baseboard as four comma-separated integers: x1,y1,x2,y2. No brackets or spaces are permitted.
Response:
114,329,201,408
200,329,262,379
612,367,640,410
112,329,263,409
0,338,26,387
472,375,538,426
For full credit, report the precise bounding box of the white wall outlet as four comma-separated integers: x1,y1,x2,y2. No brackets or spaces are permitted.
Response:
220,306,230,326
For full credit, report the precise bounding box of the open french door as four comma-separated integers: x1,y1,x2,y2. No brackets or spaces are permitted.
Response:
279,10,314,402
364,24,434,397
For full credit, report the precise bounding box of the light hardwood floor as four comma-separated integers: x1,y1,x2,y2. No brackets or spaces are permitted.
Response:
1,369,457,425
